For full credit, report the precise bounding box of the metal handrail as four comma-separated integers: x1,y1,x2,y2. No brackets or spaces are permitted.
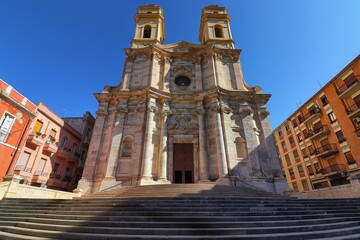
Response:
100,178,137,192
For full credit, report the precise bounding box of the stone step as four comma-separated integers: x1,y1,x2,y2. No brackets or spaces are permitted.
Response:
25,215,360,228
10,220,360,235
2,224,360,239
19,212,360,222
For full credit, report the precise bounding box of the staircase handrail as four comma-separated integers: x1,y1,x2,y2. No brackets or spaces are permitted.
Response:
228,176,267,191
100,178,136,192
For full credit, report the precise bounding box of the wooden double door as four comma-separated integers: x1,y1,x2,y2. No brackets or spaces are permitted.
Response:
173,143,194,184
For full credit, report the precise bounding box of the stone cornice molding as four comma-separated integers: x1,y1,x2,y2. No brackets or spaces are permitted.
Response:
95,109,108,117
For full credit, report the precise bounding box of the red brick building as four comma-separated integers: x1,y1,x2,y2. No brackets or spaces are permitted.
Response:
274,55,360,192
0,80,37,181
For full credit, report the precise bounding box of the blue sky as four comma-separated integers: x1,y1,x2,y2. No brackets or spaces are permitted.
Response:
0,0,359,128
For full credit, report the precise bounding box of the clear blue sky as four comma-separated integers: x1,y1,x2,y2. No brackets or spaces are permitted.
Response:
0,0,359,128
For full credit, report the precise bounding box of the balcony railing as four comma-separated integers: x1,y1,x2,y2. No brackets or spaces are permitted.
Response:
14,165,32,173
26,133,44,146
63,176,73,182
314,143,338,158
303,107,322,124
43,141,58,154
309,125,329,140
346,100,360,117
34,171,49,177
320,164,347,175
336,75,359,97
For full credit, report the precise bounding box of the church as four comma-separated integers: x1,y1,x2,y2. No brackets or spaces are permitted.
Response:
78,4,288,194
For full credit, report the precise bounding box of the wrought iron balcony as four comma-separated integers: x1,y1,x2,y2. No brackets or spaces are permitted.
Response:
309,125,330,140
314,143,338,158
302,107,322,124
346,100,360,118
320,164,347,176
336,75,359,98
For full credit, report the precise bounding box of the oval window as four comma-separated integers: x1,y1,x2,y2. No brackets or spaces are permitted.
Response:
174,76,191,86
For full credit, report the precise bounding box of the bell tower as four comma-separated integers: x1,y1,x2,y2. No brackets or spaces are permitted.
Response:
199,5,235,49
131,4,165,48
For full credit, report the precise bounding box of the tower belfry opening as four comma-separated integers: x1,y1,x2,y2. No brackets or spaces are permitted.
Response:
78,4,288,195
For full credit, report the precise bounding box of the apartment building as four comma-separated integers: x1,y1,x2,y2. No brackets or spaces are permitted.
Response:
0,80,37,180
274,55,360,192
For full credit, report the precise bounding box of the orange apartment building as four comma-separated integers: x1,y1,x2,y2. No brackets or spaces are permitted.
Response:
0,80,37,181
274,55,360,192
10,103,84,191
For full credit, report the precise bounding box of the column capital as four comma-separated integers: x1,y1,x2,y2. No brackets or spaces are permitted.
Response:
258,108,270,118
147,102,158,113
239,106,254,116
95,109,108,117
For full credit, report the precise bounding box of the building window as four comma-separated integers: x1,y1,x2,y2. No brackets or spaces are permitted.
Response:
314,162,321,173
35,158,46,175
33,120,43,135
0,112,15,143
302,180,309,191
85,128,92,143
143,25,151,38
289,137,295,145
297,115,304,124
72,143,77,155
292,119,298,128
328,111,337,123
285,154,290,164
80,149,87,162
214,25,223,38
296,133,302,142
307,165,314,175
16,152,31,171
47,129,57,143
60,137,68,149
289,168,294,176
235,137,247,158
344,151,356,165
335,130,346,143
308,145,314,155
293,150,299,159
278,130,283,137
285,124,290,132
50,163,60,178
297,165,304,174
121,136,133,157
320,95,329,106
292,182,298,192
301,148,308,158
281,141,287,150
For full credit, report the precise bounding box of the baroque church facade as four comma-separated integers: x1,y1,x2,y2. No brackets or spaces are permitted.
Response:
78,5,288,194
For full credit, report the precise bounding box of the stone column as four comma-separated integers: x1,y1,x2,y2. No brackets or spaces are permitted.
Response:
78,96,110,193
196,104,209,181
159,103,171,182
94,100,118,191
209,100,228,177
140,98,158,183
105,105,128,178
239,105,262,177
121,55,134,90
194,57,203,91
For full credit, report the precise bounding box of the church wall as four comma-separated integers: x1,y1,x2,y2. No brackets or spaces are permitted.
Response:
202,56,216,90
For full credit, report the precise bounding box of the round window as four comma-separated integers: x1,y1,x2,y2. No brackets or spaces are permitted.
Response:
174,76,191,87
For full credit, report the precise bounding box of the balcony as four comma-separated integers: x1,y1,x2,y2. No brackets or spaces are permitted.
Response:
68,152,80,163
336,75,359,98
314,143,338,158
303,107,322,124
32,171,49,183
56,148,70,159
309,125,330,140
43,141,58,154
26,133,44,147
320,164,347,176
346,100,360,118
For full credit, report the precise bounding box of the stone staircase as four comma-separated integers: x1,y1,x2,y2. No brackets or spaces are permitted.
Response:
0,184,360,239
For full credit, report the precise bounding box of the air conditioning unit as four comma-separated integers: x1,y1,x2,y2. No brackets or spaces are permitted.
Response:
354,117,360,124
